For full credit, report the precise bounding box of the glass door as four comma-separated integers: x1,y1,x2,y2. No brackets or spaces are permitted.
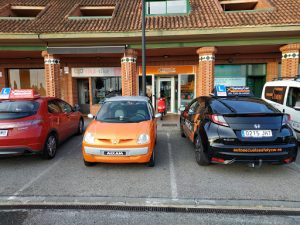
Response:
157,77,175,113
77,79,90,114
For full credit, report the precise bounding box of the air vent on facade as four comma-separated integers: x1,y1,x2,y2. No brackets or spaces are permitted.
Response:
0,5,45,18
219,0,272,12
69,6,115,18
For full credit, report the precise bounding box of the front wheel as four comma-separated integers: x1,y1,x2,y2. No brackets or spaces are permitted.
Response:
194,135,210,166
42,134,57,160
147,149,155,167
77,119,84,135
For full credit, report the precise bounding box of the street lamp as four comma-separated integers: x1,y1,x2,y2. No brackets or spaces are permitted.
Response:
141,0,146,96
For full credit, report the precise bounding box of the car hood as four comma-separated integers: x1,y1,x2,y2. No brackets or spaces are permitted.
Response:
86,120,151,140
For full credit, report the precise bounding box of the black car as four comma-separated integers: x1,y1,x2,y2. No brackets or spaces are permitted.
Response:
180,95,298,166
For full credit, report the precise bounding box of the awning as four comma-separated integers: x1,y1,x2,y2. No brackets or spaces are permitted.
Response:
47,46,126,54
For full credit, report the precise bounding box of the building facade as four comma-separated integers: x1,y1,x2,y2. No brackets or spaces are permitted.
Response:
0,0,299,114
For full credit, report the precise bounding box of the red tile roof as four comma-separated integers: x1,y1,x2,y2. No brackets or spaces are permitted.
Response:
0,0,299,33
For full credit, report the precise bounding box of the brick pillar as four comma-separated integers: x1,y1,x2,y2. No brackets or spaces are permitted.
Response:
196,47,217,97
0,68,6,89
121,49,138,96
280,44,300,77
266,61,279,82
42,51,61,97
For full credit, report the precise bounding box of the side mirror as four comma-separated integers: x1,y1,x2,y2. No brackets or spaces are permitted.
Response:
179,105,185,112
87,114,94,119
154,113,162,118
74,104,80,112
188,109,195,115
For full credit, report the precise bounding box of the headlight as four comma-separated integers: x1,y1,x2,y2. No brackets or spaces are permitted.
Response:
84,132,95,144
137,134,150,144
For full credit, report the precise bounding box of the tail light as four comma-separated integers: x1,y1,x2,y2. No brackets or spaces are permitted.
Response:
0,120,43,129
210,114,229,127
282,114,291,126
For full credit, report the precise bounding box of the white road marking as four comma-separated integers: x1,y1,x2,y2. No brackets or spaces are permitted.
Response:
167,132,178,200
7,139,82,200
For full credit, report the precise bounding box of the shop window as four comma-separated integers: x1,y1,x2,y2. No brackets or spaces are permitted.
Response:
218,0,272,12
68,5,115,19
215,65,247,86
146,0,191,15
92,77,121,104
8,69,46,96
0,5,45,18
180,75,194,107
139,76,153,98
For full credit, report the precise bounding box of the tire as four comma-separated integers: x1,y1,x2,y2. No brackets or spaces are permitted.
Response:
194,135,210,166
42,134,57,160
77,118,84,135
147,149,155,167
84,160,96,167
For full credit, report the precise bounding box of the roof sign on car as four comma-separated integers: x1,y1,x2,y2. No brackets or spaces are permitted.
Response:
214,86,253,97
0,88,40,99
0,88,11,99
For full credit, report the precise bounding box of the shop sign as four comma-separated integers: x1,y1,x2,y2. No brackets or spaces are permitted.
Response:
72,67,121,77
139,66,194,75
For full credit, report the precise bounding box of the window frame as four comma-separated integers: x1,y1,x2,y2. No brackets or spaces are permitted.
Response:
145,0,191,16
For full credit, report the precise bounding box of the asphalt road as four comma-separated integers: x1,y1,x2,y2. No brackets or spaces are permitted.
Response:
0,123,299,224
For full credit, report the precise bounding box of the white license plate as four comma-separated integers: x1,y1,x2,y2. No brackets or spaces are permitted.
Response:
104,151,126,156
241,130,272,138
0,130,8,137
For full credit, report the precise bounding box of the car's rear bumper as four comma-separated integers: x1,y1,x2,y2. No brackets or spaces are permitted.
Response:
209,143,298,164
82,145,152,163
0,145,42,156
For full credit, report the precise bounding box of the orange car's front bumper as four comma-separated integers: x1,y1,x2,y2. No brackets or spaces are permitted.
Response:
82,145,153,164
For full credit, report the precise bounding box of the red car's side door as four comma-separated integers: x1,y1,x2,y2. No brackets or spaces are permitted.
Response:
47,100,68,142
57,100,78,136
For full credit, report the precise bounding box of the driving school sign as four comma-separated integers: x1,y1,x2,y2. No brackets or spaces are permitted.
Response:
72,67,121,77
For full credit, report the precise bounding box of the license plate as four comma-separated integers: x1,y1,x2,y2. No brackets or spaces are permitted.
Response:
0,130,8,137
241,130,272,138
104,151,126,156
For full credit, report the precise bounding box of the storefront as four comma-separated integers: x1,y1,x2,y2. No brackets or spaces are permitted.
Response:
139,66,195,114
71,67,121,114
7,69,46,96
215,64,267,97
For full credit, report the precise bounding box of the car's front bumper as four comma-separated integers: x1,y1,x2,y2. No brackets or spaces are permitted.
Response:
82,145,152,163
209,143,298,164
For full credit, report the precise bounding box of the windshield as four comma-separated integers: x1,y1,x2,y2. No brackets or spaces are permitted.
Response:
0,100,39,120
96,101,151,123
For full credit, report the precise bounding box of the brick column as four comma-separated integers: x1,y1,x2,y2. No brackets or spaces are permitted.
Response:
0,68,6,89
266,61,279,82
196,47,217,97
121,49,138,96
42,51,61,97
280,44,300,77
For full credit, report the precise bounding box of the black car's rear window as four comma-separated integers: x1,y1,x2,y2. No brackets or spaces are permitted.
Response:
0,100,39,120
210,98,278,114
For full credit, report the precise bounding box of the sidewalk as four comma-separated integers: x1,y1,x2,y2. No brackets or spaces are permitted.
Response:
157,114,180,131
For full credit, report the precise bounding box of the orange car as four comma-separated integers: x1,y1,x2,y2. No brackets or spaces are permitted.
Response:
82,96,161,167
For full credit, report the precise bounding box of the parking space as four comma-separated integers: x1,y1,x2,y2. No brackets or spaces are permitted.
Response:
0,123,299,204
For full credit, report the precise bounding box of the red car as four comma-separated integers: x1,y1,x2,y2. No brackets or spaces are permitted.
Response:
0,89,83,159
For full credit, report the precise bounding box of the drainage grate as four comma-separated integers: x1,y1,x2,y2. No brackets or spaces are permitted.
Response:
162,124,177,127
0,205,299,216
